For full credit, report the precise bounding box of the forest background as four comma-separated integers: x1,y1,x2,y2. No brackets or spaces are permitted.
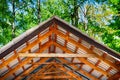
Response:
0,0,120,53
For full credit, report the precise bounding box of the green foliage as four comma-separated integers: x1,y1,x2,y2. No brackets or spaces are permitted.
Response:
0,0,119,53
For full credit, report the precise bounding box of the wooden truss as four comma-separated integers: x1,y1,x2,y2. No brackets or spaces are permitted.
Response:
0,16,120,80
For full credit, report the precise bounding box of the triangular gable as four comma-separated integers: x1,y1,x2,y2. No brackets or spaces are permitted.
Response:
0,16,119,60
0,16,120,80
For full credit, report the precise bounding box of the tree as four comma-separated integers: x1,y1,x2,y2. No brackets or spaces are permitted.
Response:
12,0,16,38
101,0,120,52
37,0,41,23
0,0,119,53
0,0,12,46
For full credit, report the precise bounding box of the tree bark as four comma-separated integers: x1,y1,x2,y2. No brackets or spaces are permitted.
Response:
37,0,41,23
73,0,79,27
12,0,15,38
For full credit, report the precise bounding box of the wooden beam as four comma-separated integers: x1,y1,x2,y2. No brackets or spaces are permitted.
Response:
19,53,96,58
29,75,74,79
89,60,101,74
108,72,120,80
27,65,66,80
37,65,55,74
27,62,84,65
55,64,82,80
58,58,99,80
0,41,52,80
26,59,82,80
18,59,52,77
37,66,60,77
14,50,26,71
52,23,57,53
15,61,54,80
53,42,111,77
54,29,120,70
34,71,64,75
36,65,58,77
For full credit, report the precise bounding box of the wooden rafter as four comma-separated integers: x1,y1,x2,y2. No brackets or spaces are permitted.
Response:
53,41,111,77
27,64,77,80
55,64,82,80
37,65,57,76
54,16,120,60
28,65,70,79
15,58,49,79
24,65,55,80
18,53,96,58
58,58,99,80
54,29,120,70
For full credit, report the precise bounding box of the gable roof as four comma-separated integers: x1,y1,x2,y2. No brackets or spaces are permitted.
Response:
0,16,120,80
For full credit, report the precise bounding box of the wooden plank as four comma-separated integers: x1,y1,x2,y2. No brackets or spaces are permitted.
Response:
29,75,74,79
54,29,120,70
0,41,52,80
27,62,84,65
53,42,111,77
18,53,96,58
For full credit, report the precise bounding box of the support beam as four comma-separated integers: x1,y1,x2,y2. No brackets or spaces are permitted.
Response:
29,75,74,79
19,53,96,58
55,64,82,80
27,62,84,65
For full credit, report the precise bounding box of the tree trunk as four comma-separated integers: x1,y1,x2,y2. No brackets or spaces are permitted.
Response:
2,1,4,29
71,14,74,25
73,0,79,27
12,0,15,38
37,0,41,23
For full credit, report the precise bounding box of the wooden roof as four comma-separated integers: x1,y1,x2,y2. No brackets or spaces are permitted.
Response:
0,16,120,80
